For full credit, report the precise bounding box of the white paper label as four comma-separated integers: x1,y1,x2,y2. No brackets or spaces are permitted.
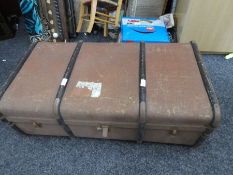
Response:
61,78,68,86
76,81,102,98
140,79,146,87
122,18,165,27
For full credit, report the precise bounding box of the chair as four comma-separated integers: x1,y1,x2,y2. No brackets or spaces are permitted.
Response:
76,0,123,37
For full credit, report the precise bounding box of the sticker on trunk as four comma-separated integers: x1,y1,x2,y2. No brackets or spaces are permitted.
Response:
76,81,102,98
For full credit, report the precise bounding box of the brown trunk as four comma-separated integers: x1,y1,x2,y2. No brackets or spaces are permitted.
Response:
0,42,220,146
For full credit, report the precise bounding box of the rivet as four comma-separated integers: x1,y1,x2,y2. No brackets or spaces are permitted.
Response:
48,10,52,15
53,33,59,38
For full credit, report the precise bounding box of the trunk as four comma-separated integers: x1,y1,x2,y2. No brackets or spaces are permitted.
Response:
0,42,220,146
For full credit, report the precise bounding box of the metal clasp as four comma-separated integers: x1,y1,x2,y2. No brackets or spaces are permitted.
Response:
97,125,109,138
32,122,42,128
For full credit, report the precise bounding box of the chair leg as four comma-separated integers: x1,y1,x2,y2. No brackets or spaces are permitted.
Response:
87,0,97,33
76,2,85,32
114,0,123,27
103,11,109,37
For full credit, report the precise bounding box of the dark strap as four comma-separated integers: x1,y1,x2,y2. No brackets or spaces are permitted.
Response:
191,41,221,146
190,41,221,128
0,42,37,100
0,42,37,133
137,42,147,143
54,41,83,137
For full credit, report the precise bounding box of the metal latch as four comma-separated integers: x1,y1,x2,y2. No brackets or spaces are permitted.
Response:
32,122,42,128
97,125,109,138
170,129,178,136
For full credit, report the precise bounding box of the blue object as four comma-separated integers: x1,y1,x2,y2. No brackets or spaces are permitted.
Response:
121,17,170,43
19,0,43,35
